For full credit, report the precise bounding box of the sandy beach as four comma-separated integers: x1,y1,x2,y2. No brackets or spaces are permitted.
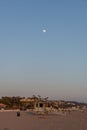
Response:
0,110,87,130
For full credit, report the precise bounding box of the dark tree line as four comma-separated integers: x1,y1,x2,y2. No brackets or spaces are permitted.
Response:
0,96,23,109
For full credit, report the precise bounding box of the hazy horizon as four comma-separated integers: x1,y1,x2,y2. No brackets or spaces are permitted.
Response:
0,0,87,102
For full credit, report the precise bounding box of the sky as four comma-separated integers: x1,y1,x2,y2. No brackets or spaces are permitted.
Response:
0,0,87,102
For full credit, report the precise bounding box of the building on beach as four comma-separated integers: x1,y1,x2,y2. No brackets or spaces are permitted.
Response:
34,101,46,114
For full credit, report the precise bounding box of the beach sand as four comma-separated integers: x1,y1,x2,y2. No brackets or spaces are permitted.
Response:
0,110,87,130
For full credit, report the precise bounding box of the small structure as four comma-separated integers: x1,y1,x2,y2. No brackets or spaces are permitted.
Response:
34,101,46,114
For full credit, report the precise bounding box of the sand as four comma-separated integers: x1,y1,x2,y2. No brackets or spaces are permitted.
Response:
0,110,87,130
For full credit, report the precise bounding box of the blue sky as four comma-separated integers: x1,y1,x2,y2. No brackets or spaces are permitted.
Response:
0,0,87,102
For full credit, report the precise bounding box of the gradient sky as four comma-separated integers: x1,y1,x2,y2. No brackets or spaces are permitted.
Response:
0,0,87,102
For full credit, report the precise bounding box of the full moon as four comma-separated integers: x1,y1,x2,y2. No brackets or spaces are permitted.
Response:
42,29,47,33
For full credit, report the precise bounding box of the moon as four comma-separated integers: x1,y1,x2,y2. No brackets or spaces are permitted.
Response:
42,29,47,33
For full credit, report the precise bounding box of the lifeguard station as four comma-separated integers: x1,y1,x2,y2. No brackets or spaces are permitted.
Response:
34,101,46,114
